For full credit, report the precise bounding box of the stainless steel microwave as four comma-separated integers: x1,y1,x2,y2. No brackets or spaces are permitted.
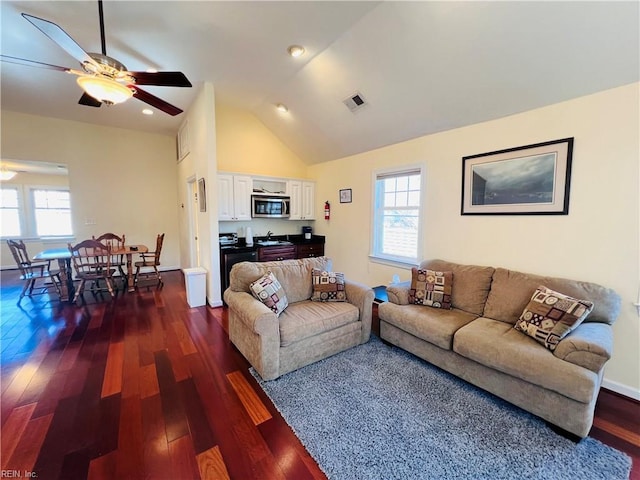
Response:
251,195,290,218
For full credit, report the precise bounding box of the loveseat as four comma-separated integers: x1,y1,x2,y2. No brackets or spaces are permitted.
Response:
224,256,374,380
378,259,621,438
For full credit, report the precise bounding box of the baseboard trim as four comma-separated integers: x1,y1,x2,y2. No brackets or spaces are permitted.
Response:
601,378,640,401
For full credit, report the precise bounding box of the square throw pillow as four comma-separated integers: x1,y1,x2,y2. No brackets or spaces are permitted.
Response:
408,267,453,309
311,269,347,302
249,271,288,316
514,285,594,351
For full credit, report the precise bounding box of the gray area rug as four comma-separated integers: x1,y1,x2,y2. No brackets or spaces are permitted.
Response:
252,336,631,480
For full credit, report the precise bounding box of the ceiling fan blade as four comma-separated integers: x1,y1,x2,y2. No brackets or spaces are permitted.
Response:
128,71,192,88
79,93,102,108
0,54,71,72
131,86,183,116
22,13,100,68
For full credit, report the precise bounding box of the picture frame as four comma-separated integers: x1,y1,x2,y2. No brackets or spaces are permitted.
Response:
177,120,190,162
461,138,573,215
198,178,206,212
339,188,352,203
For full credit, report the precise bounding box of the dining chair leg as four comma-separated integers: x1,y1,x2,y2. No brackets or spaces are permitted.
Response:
28,278,37,296
105,278,115,298
73,280,86,303
18,280,31,302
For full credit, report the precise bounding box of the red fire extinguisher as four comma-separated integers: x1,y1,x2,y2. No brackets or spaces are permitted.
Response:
324,201,330,220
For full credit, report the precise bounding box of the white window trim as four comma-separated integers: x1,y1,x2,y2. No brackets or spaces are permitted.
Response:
369,163,426,268
0,184,73,240
0,185,24,239
30,185,73,238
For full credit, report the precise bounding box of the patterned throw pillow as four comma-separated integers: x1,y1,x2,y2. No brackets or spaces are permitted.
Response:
311,269,347,302
408,267,453,309
249,271,288,316
514,285,594,351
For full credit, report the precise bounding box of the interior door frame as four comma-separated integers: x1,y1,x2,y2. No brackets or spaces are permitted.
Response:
186,176,199,267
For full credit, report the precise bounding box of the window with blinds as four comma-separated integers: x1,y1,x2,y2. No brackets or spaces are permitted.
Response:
372,167,423,265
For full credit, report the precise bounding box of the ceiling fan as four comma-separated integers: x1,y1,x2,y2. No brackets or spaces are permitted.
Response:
1,0,192,116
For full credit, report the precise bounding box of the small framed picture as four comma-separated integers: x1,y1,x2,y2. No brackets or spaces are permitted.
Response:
177,120,190,162
198,178,206,212
339,188,352,203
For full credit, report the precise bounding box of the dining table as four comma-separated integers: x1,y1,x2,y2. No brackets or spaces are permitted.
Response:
33,244,148,301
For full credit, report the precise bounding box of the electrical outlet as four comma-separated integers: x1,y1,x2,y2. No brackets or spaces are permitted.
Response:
84,218,96,225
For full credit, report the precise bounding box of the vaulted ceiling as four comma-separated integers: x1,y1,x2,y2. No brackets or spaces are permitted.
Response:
1,1,638,164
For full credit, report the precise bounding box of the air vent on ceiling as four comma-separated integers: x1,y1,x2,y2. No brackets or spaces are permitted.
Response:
343,91,368,113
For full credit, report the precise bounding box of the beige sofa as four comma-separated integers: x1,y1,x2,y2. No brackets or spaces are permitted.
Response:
378,259,621,438
224,256,374,380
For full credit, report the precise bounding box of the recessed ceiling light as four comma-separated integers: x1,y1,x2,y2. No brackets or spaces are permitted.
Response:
142,109,154,115
276,103,289,113
287,45,305,58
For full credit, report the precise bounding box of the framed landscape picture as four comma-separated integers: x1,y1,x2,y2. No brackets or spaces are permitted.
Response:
461,138,573,215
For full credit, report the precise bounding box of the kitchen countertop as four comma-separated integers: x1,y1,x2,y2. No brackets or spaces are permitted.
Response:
220,234,325,252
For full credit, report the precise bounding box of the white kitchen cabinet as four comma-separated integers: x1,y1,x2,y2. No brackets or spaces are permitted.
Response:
218,174,252,221
288,180,315,220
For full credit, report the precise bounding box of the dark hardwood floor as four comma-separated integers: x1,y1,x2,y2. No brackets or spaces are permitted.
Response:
1,270,638,479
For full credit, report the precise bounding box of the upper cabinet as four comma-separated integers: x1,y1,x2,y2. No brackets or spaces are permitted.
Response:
288,180,315,220
218,174,252,221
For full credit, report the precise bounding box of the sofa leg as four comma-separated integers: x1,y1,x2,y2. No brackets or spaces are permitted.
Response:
546,422,582,443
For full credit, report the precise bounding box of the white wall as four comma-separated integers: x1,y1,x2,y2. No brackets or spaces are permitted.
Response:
176,83,220,305
309,83,640,397
1,111,180,269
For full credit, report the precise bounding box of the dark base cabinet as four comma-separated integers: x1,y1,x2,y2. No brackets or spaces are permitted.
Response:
297,243,324,258
258,245,297,261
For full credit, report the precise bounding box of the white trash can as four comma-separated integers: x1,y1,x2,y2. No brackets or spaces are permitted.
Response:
183,267,207,307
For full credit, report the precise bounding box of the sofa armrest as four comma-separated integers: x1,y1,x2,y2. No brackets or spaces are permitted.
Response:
386,284,411,305
345,280,375,343
223,289,279,337
553,322,613,373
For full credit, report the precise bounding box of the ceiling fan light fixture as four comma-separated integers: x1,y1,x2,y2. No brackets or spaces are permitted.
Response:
0,169,17,181
76,76,133,105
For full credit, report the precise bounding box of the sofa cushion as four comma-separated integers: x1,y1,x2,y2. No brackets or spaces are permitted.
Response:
249,271,288,316
421,259,494,316
408,268,452,309
453,317,598,403
378,302,477,350
483,268,620,325
230,256,332,303
311,269,347,302
515,286,594,351
279,300,360,347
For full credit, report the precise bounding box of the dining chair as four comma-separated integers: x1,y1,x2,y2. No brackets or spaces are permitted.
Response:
68,239,116,303
135,233,165,288
93,233,127,288
6,239,61,303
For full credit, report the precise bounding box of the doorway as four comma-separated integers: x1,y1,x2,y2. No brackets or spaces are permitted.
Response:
187,177,200,267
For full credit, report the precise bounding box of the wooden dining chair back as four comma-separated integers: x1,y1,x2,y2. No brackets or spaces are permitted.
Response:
135,233,165,288
93,233,127,286
68,239,116,303
6,239,61,303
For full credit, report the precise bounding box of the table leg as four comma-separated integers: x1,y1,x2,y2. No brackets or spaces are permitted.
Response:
126,253,136,292
58,258,74,302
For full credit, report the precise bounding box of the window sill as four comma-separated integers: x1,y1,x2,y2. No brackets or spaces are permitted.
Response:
368,255,418,269
0,236,76,244
40,236,76,244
